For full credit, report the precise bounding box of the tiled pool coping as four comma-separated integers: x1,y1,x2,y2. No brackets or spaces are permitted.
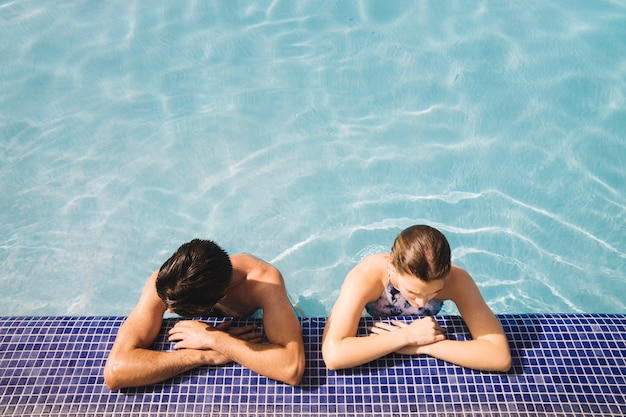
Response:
1,314,624,416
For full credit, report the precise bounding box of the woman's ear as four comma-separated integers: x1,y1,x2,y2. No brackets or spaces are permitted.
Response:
388,260,399,278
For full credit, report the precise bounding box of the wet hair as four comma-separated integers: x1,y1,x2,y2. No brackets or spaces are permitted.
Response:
390,225,451,282
155,239,233,317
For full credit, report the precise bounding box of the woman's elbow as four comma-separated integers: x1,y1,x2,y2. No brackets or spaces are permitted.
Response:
323,356,342,371
321,344,344,371
496,340,512,372
479,336,511,372
495,352,512,372
325,362,342,372
487,348,512,372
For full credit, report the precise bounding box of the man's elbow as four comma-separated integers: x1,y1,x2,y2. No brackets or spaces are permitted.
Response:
284,366,304,386
284,351,306,386
103,359,126,391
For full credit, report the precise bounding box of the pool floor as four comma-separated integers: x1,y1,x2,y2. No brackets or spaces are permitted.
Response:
1,314,624,416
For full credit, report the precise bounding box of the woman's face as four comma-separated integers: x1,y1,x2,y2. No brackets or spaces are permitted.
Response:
392,266,448,308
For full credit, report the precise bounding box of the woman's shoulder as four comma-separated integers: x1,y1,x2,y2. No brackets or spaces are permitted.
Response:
450,264,473,282
439,264,477,300
360,253,389,267
347,253,388,286
335,254,388,308
351,253,386,274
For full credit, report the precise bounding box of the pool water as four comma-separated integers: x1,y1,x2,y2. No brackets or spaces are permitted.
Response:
1,1,625,317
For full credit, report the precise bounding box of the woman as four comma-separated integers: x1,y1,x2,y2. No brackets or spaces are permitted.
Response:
322,225,511,372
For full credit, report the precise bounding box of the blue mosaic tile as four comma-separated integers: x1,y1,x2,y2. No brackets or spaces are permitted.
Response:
0,314,625,416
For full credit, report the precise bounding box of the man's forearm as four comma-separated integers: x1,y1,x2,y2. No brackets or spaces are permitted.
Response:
104,347,221,390
210,332,305,386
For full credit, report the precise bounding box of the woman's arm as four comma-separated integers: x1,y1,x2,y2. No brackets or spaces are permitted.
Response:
322,255,445,370
410,266,511,372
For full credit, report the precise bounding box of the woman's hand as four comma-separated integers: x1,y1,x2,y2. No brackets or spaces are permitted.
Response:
369,317,446,349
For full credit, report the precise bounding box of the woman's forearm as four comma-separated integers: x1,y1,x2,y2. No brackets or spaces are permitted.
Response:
417,337,511,372
322,332,409,371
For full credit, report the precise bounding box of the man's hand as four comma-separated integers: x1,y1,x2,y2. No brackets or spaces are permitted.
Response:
168,320,263,351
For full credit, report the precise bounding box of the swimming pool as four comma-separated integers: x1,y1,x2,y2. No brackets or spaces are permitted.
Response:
1,1,625,317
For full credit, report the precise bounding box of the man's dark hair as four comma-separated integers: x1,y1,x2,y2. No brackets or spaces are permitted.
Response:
155,239,233,317
390,225,451,282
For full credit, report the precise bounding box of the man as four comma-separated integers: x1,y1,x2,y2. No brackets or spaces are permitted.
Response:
104,239,305,389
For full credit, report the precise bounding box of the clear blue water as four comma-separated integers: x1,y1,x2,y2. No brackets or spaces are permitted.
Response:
1,1,625,317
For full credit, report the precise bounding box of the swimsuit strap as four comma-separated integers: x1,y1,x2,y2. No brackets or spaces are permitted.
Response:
387,261,391,285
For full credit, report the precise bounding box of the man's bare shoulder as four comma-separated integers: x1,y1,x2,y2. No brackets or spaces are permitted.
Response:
136,271,167,311
230,253,282,284
230,252,267,265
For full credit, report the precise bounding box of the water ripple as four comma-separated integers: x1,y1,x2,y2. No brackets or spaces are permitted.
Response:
1,1,625,315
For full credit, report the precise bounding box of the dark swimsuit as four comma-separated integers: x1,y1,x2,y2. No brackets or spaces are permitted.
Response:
365,264,443,317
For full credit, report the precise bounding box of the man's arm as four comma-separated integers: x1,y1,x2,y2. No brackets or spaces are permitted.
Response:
103,271,229,390
166,258,306,386
218,257,305,385
212,265,305,385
